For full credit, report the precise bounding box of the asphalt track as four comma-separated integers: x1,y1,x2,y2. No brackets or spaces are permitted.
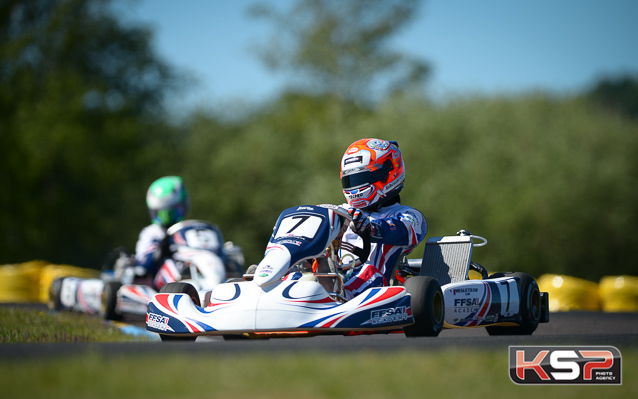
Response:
1,310,637,359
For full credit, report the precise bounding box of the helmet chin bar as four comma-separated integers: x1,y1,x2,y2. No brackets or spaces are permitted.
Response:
344,187,383,210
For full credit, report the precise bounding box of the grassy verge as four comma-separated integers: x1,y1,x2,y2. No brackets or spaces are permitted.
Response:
0,349,636,399
0,306,148,343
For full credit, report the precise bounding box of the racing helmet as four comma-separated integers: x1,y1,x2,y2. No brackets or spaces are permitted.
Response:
340,138,405,209
146,176,189,227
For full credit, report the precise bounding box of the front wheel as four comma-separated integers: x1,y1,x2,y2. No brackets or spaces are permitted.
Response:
403,276,444,337
486,272,541,335
101,281,123,320
158,282,200,342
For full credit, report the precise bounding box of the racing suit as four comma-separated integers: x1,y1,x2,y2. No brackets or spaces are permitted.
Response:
135,223,170,276
340,202,427,299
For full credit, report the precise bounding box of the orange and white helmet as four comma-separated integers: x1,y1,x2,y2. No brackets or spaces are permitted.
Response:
340,138,405,209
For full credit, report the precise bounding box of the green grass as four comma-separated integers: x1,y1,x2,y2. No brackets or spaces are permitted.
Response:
0,349,636,399
0,306,636,398
0,306,148,343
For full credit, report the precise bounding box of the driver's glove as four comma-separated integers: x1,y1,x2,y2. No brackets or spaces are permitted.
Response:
348,208,371,235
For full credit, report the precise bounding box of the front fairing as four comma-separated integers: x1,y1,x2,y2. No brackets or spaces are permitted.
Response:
146,279,413,335
253,205,346,287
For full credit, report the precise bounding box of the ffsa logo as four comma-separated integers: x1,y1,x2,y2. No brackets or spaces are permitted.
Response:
509,346,621,385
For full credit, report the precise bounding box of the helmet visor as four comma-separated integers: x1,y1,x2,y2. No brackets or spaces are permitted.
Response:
341,160,393,191
150,204,187,227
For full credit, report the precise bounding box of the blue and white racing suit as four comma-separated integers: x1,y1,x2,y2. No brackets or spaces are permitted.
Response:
134,223,168,276
340,203,427,299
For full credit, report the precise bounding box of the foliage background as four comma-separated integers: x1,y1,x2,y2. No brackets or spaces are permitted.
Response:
1,0,637,281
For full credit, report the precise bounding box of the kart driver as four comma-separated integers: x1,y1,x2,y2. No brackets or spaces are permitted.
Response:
339,138,427,299
134,175,190,287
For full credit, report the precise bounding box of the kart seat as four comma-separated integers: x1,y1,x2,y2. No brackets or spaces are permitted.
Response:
418,235,473,285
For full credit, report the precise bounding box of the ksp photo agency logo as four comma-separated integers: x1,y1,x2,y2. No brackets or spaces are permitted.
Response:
509,346,622,385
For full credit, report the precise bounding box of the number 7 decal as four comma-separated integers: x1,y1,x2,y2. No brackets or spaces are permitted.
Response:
286,216,310,234
274,215,323,239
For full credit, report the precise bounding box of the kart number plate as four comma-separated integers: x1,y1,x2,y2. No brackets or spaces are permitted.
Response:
274,215,323,240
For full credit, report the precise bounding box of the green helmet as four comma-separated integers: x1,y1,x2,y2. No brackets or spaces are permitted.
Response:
146,176,189,227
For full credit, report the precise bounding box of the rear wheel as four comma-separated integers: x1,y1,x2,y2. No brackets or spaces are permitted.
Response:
48,278,64,311
403,276,444,337
486,272,541,335
158,282,200,342
101,281,123,321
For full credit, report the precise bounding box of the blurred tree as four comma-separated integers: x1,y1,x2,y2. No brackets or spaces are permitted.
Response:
185,90,638,280
182,92,369,264
351,93,638,281
248,0,429,104
586,74,638,119
205,0,431,262
0,0,183,267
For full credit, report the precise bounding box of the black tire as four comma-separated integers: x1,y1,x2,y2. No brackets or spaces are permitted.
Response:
403,276,445,337
486,272,541,335
48,278,64,311
158,282,200,342
101,281,123,321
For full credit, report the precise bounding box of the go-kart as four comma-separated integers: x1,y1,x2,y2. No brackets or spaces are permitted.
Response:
145,205,549,341
49,220,245,320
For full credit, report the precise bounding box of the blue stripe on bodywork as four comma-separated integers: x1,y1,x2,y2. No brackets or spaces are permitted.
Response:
188,318,216,332
298,313,344,328
212,283,241,301
359,288,381,304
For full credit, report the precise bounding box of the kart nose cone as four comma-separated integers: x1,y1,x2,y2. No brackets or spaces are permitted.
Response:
253,245,292,288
